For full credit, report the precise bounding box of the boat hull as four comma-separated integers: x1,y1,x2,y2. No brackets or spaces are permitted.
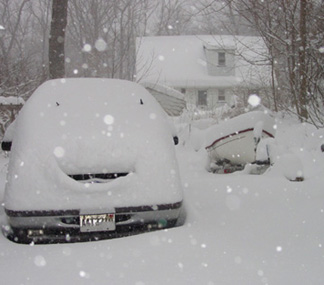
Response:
206,128,274,166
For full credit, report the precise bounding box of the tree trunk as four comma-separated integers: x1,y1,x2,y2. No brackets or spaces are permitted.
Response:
299,0,308,120
49,0,68,79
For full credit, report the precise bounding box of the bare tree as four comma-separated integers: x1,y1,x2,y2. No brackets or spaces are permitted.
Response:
0,0,41,99
199,0,323,124
0,0,36,136
66,0,155,80
193,0,258,36
152,0,193,35
29,0,52,80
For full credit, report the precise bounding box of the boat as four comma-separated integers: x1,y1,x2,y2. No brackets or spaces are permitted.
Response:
205,111,275,173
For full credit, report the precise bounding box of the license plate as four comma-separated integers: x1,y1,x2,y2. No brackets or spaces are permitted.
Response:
80,212,116,232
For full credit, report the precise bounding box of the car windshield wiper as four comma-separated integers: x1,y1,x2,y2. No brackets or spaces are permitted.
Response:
68,173,129,181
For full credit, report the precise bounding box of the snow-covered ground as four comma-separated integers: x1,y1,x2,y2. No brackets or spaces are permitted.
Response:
1,114,324,284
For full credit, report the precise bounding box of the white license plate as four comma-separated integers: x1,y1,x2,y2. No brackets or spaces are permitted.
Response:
80,213,116,232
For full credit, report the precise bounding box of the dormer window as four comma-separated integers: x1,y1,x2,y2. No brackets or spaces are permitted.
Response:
203,43,235,76
218,52,226,66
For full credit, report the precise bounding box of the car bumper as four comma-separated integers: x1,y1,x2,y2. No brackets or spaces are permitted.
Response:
3,201,184,244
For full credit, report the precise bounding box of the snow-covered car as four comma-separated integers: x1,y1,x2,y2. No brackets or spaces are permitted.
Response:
3,78,184,244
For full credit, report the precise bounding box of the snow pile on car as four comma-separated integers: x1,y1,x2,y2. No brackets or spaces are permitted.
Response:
4,78,182,211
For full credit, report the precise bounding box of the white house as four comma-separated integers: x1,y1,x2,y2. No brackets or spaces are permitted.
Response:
136,35,271,110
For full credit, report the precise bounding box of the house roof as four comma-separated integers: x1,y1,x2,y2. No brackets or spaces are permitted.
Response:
140,82,186,116
136,35,271,89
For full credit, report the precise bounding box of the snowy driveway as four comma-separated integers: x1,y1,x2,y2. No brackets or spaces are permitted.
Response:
0,147,324,284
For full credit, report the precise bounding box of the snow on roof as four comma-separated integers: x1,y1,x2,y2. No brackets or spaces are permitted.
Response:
0,96,24,105
140,82,186,116
203,43,236,51
136,35,271,88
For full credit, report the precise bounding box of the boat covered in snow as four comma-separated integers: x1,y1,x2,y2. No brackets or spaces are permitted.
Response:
205,111,275,173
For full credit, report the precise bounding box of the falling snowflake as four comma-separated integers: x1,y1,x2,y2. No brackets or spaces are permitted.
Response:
158,55,165,61
276,246,283,252
103,115,114,125
248,94,261,107
83,44,92,52
177,262,184,269
79,270,90,278
95,38,107,52
53,146,65,158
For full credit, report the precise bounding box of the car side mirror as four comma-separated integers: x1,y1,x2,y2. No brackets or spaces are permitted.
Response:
1,141,12,151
